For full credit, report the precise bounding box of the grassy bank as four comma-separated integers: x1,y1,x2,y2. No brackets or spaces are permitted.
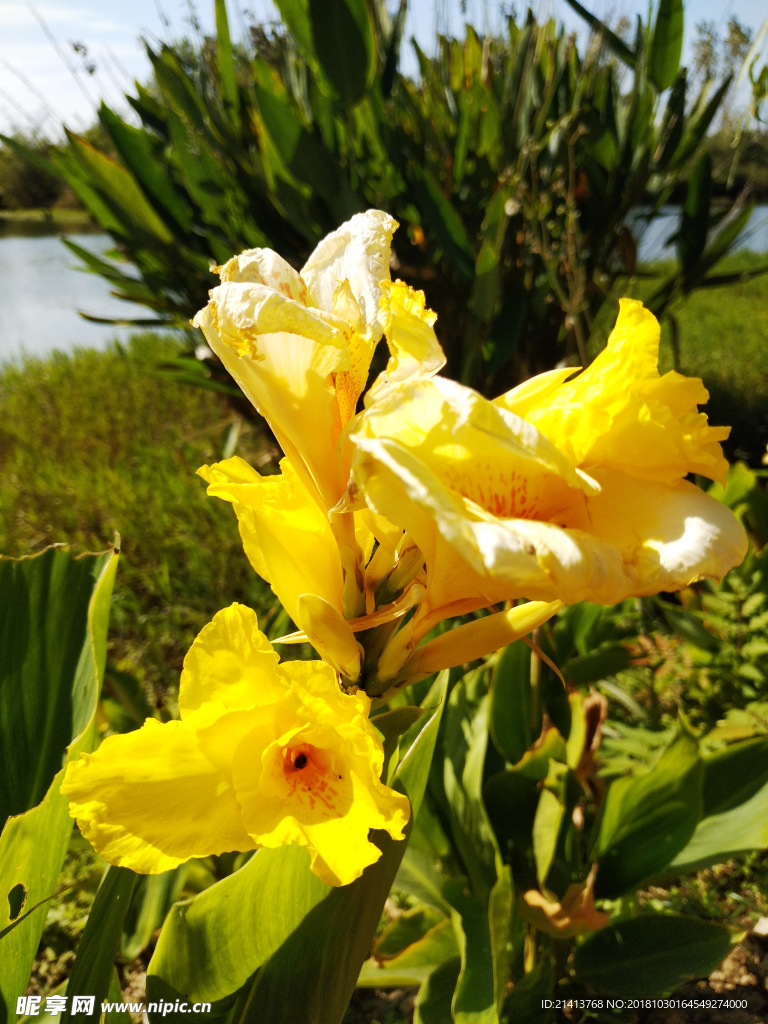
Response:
0,207,95,231
0,334,277,705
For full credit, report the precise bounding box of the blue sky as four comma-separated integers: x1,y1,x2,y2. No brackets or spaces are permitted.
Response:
0,0,765,136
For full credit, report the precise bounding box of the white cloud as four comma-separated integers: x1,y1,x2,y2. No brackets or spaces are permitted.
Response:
0,2,126,32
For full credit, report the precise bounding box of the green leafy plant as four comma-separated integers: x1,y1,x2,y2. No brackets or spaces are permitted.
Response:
0,543,119,1017
7,0,766,397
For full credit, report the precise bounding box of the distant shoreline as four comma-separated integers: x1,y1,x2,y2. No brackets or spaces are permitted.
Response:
0,207,98,236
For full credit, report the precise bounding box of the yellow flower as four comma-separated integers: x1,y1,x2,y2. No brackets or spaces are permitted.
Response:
192,211,444,511
495,299,730,486
349,300,747,682
198,456,365,679
61,605,410,887
193,212,445,662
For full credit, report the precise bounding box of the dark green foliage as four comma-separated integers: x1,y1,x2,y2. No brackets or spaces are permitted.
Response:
0,135,63,211
15,0,762,397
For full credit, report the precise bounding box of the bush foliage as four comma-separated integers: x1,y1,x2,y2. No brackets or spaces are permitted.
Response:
8,0,766,397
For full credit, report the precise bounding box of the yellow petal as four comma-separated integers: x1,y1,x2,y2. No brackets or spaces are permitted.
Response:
193,212,400,505
295,593,363,682
201,281,351,351
217,248,307,301
494,366,578,418
582,468,748,595
199,456,345,628
278,658,370,725
406,601,562,680
229,664,409,886
366,280,446,405
350,431,746,612
301,210,398,342
193,303,345,506
503,299,730,485
62,718,255,873
350,433,589,610
356,376,597,517
179,603,283,720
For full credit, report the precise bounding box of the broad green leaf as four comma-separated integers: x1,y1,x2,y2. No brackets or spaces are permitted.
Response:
710,460,759,510
563,643,632,687
0,546,118,1017
393,846,451,915
0,133,64,179
237,672,448,1024
532,762,579,891
64,131,174,243
674,75,732,168
573,914,740,995
658,600,719,652
374,906,446,957
372,705,425,745
99,104,193,234
60,867,137,1023
594,721,703,899
147,846,329,1003
61,239,168,307
373,705,426,779
164,110,225,226
253,78,343,204
654,72,687,170
699,199,755,271
484,728,567,890
381,0,407,98
444,878,497,1024
672,775,768,873
308,0,376,106
103,967,133,1024
0,757,86,1010
701,737,768,818
357,919,458,987
503,953,555,1022
414,958,461,1024
489,641,532,764
148,46,209,130
0,546,116,821
649,0,683,92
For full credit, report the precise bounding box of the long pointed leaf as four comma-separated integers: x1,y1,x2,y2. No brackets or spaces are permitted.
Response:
649,0,683,92
60,867,137,1023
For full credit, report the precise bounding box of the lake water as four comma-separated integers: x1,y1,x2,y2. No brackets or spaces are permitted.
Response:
633,204,768,262
0,230,152,365
1,206,767,364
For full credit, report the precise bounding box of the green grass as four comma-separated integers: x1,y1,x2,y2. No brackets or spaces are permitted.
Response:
0,207,94,228
0,333,278,703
